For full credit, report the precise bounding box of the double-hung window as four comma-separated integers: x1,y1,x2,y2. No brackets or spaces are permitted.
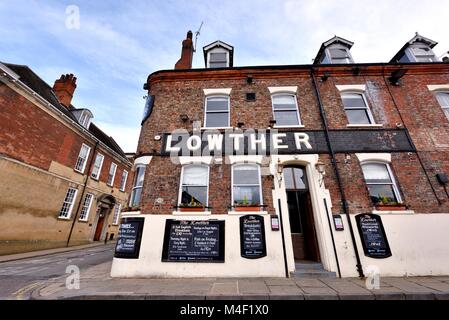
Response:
74,144,91,173
361,162,402,205
328,48,352,64
179,165,209,208
209,52,228,68
112,204,122,225
120,170,129,192
129,165,146,207
107,163,117,186
59,188,78,219
341,92,375,125
204,95,230,128
435,92,449,120
79,193,94,221
272,94,301,126
91,154,104,180
411,47,435,62
232,164,262,207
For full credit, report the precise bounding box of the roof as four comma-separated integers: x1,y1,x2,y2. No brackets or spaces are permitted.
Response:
203,40,234,67
1,61,128,159
390,33,438,63
313,36,354,64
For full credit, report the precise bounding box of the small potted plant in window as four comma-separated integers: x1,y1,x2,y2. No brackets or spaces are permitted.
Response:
122,205,141,212
178,196,205,212
374,195,407,211
234,196,261,212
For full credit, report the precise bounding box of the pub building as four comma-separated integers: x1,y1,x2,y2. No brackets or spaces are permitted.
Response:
111,32,449,278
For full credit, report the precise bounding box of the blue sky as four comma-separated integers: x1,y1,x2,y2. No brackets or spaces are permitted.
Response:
1,0,448,152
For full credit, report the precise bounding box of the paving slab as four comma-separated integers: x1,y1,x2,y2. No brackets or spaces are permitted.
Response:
268,285,304,296
294,279,327,287
237,280,270,295
264,279,296,286
209,282,239,296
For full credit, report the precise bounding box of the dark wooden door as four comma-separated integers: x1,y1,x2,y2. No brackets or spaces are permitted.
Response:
94,209,106,241
302,193,320,262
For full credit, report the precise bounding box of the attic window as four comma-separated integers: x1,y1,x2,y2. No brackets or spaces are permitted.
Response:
328,48,352,64
411,47,435,62
209,52,228,68
79,111,92,129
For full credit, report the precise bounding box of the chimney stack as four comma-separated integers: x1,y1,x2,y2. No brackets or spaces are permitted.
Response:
53,74,77,108
175,31,194,70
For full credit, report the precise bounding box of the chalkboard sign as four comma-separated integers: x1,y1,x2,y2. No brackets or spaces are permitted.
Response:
161,220,225,263
356,214,392,259
114,217,145,259
240,215,267,259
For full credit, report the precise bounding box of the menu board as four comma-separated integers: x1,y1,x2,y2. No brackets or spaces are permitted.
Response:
114,217,145,259
356,214,392,259
240,215,267,259
161,220,225,263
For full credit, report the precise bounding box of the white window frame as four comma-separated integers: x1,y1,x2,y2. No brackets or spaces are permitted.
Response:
341,91,376,125
79,193,94,221
74,144,91,173
271,93,302,128
231,163,263,206
410,47,435,62
91,153,104,180
129,164,146,207
203,95,230,129
326,47,353,64
120,170,129,192
107,162,118,186
58,187,78,219
112,203,122,225
207,50,229,68
177,164,210,208
435,91,449,121
361,161,402,204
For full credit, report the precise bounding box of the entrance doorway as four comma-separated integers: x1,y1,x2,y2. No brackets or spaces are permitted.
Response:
94,207,108,241
284,166,320,262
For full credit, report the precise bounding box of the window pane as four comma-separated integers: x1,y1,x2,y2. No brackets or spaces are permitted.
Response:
181,186,207,206
345,109,371,124
206,97,228,111
233,186,261,205
284,168,295,189
362,163,392,184
130,187,142,207
293,168,308,189
272,95,297,110
443,108,449,120
329,48,349,59
206,112,229,127
233,165,259,185
209,62,227,68
183,166,208,186
135,166,146,187
342,93,366,109
274,110,300,126
210,52,226,61
367,184,398,204
436,92,449,107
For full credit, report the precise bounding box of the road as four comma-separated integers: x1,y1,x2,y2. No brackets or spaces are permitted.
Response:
0,244,115,300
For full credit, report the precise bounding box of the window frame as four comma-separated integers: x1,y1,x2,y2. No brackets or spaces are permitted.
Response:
435,91,449,121
129,164,146,208
207,51,229,68
411,46,436,62
177,164,210,208
58,187,78,219
120,170,129,192
326,47,353,64
112,203,122,225
203,95,231,129
79,193,94,222
271,93,302,128
74,144,91,173
341,91,376,125
231,163,263,206
91,153,105,180
361,161,402,204
107,162,118,186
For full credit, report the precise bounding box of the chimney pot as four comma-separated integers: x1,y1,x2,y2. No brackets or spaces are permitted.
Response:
53,73,77,108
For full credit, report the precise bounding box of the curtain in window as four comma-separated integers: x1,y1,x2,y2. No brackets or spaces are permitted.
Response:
361,163,400,204
233,164,261,206
180,166,208,207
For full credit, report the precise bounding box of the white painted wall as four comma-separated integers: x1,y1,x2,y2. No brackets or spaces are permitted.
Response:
111,213,287,278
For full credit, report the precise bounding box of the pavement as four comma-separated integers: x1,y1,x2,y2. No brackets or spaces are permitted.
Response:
29,261,449,300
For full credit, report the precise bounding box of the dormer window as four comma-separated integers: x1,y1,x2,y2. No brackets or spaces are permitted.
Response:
390,33,438,63
203,40,234,69
314,36,354,65
328,48,352,64
411,47,436,62
72,109,93,129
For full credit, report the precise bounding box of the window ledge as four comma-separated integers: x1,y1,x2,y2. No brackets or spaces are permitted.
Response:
122,211,141,215
172,211,212,216
346,124,383,128
228,211,269,215
74,169,85,174
200,127,233,130
57,216,71,221
372,210,415,215
273,125,305,129
78,219,89,223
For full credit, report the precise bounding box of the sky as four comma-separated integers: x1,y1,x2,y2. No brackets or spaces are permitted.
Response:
1,0,448,152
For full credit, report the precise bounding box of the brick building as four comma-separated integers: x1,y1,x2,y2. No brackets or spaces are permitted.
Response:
111,32,449,278
0,62,133,255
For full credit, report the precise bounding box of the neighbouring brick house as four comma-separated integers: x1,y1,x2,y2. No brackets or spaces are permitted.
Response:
0,62,133,255
111,32,449,278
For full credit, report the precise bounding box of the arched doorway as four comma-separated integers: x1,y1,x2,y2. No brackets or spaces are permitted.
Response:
93,194,116,242
284,166,321,262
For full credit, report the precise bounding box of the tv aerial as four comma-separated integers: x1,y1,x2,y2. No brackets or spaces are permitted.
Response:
193,21,204,53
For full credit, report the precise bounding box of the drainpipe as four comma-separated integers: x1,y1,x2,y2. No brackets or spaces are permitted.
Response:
66,141,100,247
310,69,365,278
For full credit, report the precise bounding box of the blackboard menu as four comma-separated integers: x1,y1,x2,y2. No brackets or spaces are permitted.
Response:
240,215,267,259
161,220,225,263
114,217,145,259
356,214,392,259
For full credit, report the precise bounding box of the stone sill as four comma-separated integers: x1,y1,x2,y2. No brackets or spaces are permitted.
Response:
228,211,269,215
121,211,142,215
372,210,415,215
346,124,383,128
172,211,212,216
